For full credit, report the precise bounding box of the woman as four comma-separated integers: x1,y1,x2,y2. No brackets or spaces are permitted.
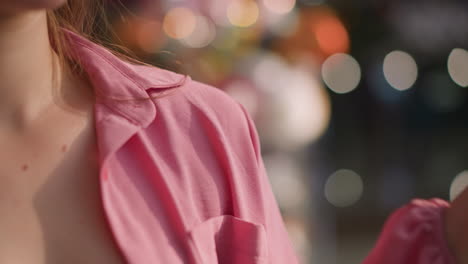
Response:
0,0,298,263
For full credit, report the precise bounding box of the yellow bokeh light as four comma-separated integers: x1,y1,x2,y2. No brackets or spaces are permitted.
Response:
227,0,259,27
163,7,197,39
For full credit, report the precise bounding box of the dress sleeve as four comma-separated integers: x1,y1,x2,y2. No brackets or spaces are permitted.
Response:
363,198,457,264
235,102,301,264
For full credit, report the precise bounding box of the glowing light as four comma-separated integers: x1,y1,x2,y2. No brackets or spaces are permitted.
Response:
321,53,361,94
448,48,468,87
209,0,231,26
450,170,468,201
163,7,196,39
180,15,217,48
263,0,296,15
264,153,306,209
281,68,331,147
224,78,259,116
314,16,349,55
252,53,331,150
253,53,287,94
227,0,259,27
383,51,418,91
325,169,364,208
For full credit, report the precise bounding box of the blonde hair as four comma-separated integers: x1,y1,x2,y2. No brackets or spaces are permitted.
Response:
46,0,184,101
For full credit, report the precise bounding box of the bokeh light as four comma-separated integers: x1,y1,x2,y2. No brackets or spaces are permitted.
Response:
448,48,468,87
252,53,288,94
251,53,331,150
223,77,259,117
450,170,468,201
383,51,418,91
325,169,364,208
280,68,331,147
263,0,296,15
163,7,197,39
227,0,260,27
208,0,232,26
180,15,217,48
321,53,361,94
314,15,349,56
264,153,307,210
367,62,408,105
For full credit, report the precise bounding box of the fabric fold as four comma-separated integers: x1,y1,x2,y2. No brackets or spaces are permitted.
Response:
363,198,457,264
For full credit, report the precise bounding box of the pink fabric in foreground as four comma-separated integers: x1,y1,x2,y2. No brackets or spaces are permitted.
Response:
63,28,458,264
64,29,299,263
363,198,457,264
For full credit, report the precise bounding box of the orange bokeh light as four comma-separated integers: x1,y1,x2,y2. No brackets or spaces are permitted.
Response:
163,7,197,39
313,15,349,56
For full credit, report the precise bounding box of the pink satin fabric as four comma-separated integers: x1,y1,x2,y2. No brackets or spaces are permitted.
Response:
64,29,299,263
363,198,457,264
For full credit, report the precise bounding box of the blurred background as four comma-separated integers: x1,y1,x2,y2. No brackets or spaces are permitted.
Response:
102,0,468,263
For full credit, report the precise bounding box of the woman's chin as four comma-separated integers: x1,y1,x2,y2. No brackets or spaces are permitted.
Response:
0,0,67,13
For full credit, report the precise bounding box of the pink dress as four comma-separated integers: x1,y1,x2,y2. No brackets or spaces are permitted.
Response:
65,29,299,263
64,28,458,264
363,199,457,264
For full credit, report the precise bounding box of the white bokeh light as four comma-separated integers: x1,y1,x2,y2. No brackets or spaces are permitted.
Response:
252,53,288,94
249,53,331,150
180,15,217,48
224,79,259,117
325,169,364,207
450,170,468,201
263,0,296,15
383,51,418,91
321,53,361,94
448,48,468,87
263,153,307,210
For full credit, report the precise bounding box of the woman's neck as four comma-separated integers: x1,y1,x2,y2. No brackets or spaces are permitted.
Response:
0,10,59,133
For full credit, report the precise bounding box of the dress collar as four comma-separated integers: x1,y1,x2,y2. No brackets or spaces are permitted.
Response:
62,29,190,170
63,28,189,129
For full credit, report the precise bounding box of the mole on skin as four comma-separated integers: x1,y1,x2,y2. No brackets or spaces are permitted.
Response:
20,145,67,172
